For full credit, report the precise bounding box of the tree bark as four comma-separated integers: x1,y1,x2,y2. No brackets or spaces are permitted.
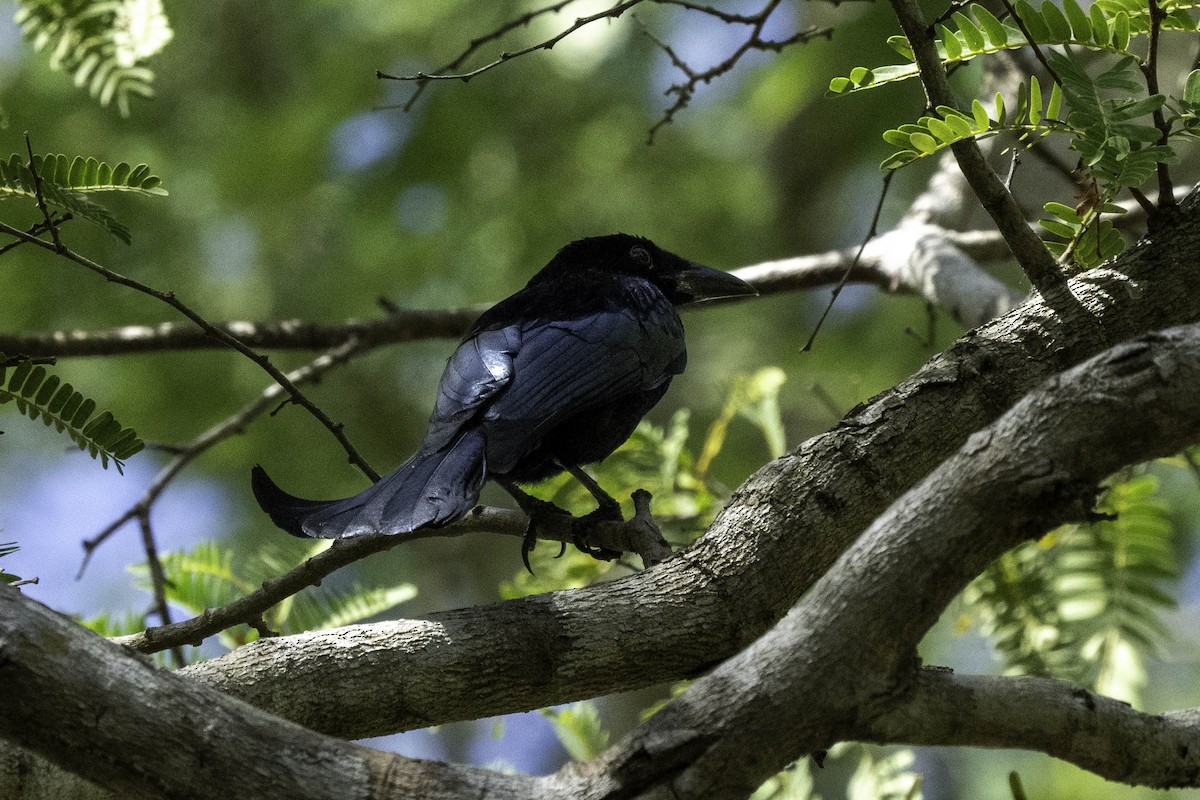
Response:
7,320,1200,799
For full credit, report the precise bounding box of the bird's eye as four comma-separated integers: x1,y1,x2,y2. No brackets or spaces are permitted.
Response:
630,246,652,268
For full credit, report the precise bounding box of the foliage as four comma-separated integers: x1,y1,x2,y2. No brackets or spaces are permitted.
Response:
961,474,1178,705
830,0,1198,269
15,0,173,116
81,609,148,637
128,540,417,651
542,702,610,761
0,152,168,242
0,541,22,585
0,354,144,471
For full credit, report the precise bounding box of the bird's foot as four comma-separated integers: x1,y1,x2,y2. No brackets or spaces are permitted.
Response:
571,503,623,562
517,496,571,575
498,480,570,574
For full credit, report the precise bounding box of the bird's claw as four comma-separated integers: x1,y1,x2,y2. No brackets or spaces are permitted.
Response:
571,506,623,562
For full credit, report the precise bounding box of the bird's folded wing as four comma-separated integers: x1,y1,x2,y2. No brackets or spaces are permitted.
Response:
481,305,684,471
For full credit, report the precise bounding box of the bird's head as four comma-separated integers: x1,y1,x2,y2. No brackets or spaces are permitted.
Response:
535,234,757,306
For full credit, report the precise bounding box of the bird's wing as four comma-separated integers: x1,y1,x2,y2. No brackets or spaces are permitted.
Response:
480,300,685,472
421,289,684,469
421,326,521,452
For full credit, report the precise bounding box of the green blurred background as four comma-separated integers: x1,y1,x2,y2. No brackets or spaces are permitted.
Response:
3,1,1200,796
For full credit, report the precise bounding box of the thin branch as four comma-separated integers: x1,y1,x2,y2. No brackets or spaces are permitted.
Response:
644,0,832,142
1142,0,1177,211
887,0,1066,295
76,337,373,576
23,133,64,252
135,509,185,668
378,0,647,87
802,171,895,351
382,0,581,112
0,219,380,483
995,0,1061,85
120,501,668,655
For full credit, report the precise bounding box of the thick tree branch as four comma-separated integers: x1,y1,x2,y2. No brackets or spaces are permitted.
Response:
595,320,1200,798
866,671,1200,787
11,301,1200,800
0,585,538,800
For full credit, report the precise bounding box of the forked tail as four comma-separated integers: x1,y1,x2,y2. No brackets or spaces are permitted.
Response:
252,429,487,538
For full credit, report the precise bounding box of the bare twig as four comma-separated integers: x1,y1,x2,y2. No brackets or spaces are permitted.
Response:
381,0,581,111
995,0,1061,86
803,171,895,351
23,133,64,252
1142,0,1177,212
643,0,832,142
378,0,647,88
0,220,380,483
135,510,185,668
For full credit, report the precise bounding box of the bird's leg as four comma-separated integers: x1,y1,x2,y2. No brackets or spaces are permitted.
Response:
557,462,623,561
559,462,623,520
496,479,568,574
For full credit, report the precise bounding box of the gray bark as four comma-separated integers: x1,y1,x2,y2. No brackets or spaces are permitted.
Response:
7,319,1200,799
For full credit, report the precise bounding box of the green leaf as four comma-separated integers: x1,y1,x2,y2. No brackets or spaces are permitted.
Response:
1186,70,1200,105
1039,218,1080,238
953,11,987,51
1030,76,1043,125
909,131,939,153
972,98,991,130
0,356,141,470
542,703,610,761
1047,80,1063,119
925,117,957,143
0,153,168,242
1041,0,1074,41
1112,10,1131,50
1015,0,1052,42
973,4,1009,46
15,0,173,116
887,34,914,60
1044,201,1081,222
1062,0,1095,42
1089,1,1111,44
940,24,964,60
880,151,920,169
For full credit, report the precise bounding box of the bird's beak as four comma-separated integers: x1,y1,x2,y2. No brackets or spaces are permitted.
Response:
670,262,758,305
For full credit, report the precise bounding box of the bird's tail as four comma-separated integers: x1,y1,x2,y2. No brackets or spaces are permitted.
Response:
251,429,487,539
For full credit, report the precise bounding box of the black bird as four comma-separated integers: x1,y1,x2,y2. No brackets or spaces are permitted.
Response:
252,234,755,548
